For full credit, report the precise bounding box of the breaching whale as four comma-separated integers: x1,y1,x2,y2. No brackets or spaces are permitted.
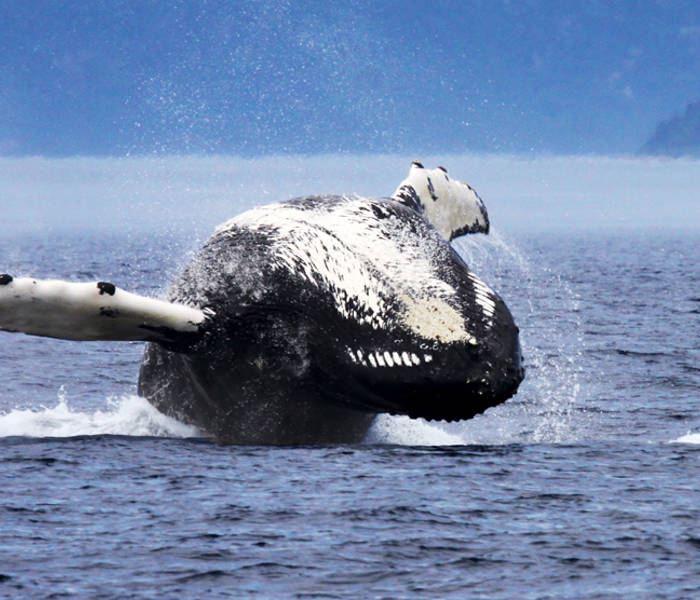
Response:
0,162,524,444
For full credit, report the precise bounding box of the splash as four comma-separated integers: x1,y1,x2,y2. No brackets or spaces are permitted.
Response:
0,387,200,440
366,229,586,446
365,414,465,446
670,432,700,445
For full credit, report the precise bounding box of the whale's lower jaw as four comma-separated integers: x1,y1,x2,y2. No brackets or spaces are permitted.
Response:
363,370,524,423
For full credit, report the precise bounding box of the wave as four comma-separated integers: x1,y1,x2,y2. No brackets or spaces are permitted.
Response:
4,395,698,446
0,392,200,440
0,391,565,446
0,400,528,447
365,415,465,446
0,394,502,446
670,432,700,445
0,396,489,446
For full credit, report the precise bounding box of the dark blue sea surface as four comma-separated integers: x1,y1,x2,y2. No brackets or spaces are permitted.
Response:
1,229,698,599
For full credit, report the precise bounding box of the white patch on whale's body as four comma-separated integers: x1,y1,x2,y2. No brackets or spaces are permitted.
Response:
217,195,476,345
399,294,476,344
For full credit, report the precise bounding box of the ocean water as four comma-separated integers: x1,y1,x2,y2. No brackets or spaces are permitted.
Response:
1,166,699,598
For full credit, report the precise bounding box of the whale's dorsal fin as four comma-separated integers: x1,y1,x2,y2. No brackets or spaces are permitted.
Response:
391,161,490,240
0,274,210,349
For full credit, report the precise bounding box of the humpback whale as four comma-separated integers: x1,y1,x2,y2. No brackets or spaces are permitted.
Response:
0,162,524,444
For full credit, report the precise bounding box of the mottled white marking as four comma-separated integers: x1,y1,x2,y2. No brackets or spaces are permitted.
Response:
0,277,207,342
424,354,434,363
400,294,476,345
215,195,477,343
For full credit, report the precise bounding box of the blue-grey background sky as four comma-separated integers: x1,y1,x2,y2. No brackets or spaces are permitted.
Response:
1,0,699,157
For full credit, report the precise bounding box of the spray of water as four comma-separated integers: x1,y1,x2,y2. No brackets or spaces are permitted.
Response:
670,432,700,445
0,385,200,440
367,229,587,446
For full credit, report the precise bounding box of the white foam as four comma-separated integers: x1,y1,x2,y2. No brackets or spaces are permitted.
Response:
365,403,556,447
365,414,465,446
670,432,700,445
0,392,200,439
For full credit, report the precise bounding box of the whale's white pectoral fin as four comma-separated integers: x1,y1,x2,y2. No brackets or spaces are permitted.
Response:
0,274,209,346
391,161,490,240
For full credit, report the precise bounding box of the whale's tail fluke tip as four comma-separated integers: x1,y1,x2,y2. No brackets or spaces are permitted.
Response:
0,275,208,351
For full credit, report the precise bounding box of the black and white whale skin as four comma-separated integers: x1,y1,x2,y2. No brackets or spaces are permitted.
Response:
0,162,524,444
